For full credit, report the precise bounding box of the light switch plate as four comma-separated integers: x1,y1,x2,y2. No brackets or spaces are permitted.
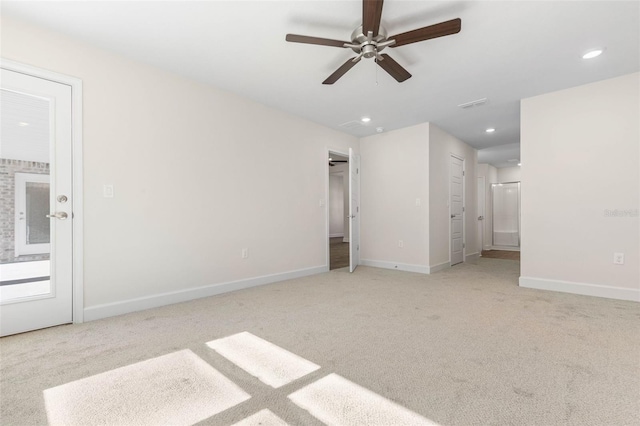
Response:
103,184,114,198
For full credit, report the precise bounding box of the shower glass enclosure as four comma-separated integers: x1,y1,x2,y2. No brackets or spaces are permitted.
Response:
491,182,520,248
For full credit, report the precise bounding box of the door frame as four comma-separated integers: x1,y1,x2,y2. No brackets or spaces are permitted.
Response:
477,175,485,254
449,153,465,265
2,59,84,324
325,147,350,271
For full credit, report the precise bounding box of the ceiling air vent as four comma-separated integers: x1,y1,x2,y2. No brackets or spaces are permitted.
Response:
339,120,366,130
458,98,488,109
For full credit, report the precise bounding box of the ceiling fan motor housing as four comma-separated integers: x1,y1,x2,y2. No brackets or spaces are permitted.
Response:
349,25,389,57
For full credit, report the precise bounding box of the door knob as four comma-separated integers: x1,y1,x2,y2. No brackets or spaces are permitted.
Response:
451,214,455,218
46,212,68,220
478,216,484,220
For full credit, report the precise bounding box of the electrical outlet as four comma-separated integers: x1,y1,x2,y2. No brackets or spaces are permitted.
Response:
319,199,325,207
398,240,403,248
242,248,249,259
613,253,624,265
415,198,421,207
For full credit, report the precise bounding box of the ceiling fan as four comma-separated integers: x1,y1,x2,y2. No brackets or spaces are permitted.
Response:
329,158,348,167
286,0,461,84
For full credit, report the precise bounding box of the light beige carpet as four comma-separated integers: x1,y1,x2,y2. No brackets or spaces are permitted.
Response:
1,259,639,425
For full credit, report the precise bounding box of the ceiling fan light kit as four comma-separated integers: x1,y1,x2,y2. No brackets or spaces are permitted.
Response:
285,0,461,84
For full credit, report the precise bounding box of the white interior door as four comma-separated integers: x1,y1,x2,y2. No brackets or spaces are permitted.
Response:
1,68,73,336
450,155,464,266
349,148,360,272
477,176,485,253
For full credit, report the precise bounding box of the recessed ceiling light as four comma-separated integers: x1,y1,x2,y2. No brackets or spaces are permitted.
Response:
18,122,29,127
361,117,371,123
328,157,333,161
582,49,603,59
485,128,496,133
517,163,522,166
376,127,384,133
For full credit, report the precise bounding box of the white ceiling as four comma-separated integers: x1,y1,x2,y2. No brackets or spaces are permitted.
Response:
3,1,639,167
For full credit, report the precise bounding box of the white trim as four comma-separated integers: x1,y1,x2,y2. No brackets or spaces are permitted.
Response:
519,276,640,302
465,252,480,263
84,265,327,322
342,237,350,243
1,59,84,324
360,259,430,275
329,233,344,238
428,261,451,274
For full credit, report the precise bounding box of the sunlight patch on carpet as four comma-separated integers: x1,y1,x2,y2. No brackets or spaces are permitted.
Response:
288,373,439,426
232,409,289,426
43,349,250,426
206,331,320,388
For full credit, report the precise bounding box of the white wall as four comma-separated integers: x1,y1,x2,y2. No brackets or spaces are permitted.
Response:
1,17,359,317
328,173,344,237
521,72,639,301
497,166,521,183
429,124,478,267
360,122,478,273
360,123,430,273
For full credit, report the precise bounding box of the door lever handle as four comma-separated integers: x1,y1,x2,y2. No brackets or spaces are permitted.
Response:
46,212,68,220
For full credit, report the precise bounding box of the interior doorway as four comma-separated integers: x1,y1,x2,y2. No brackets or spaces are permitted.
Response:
491,181,521,251
328,151,349,270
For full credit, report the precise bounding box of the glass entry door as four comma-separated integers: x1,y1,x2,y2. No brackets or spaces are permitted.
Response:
0,68,74,336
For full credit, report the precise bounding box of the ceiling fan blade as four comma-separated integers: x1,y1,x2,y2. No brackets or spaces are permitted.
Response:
286,34,349,48
323,57,361,85
376,54,412,82
363,0,384,37
389,18,461,47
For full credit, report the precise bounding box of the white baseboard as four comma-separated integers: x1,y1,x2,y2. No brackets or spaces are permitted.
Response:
465,252,480,263
429,261,451,273
491,246,520,252
519,276,640,302
84,265,328,322
360,259,430,274
329,233,344,238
